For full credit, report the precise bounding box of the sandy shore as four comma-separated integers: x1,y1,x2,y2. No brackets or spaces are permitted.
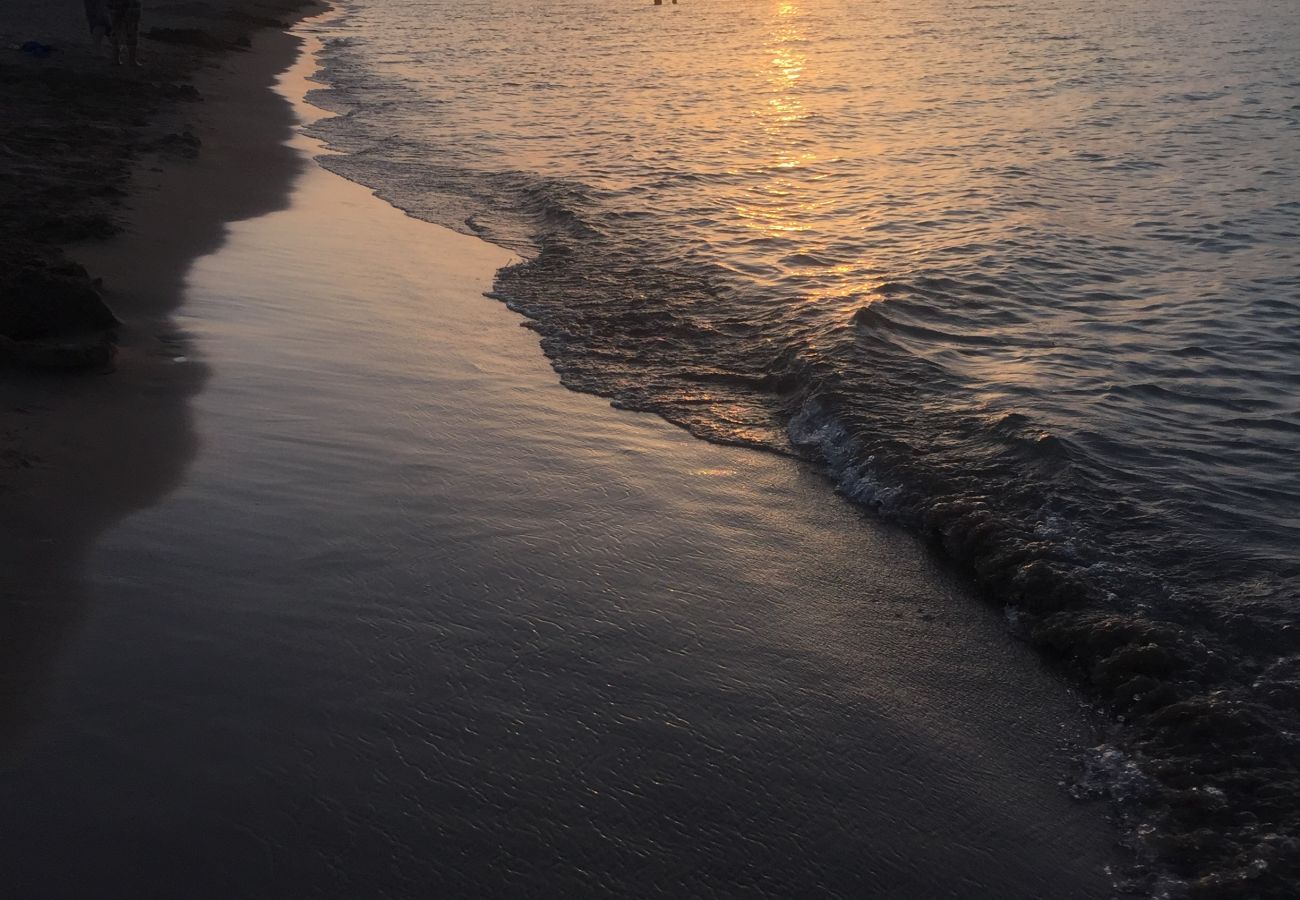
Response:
0,0,316,751
2,12,1122,896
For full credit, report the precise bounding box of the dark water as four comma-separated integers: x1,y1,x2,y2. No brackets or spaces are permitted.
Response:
307,0,1299,893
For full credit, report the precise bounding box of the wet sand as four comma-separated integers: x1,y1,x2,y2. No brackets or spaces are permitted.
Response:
0,4,309,755
2,19,1122,897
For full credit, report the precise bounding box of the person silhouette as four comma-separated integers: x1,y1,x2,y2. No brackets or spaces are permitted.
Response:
107,0,142,66
82,0,112,57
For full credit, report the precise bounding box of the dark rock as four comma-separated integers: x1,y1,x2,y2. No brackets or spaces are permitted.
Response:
0,263,119,341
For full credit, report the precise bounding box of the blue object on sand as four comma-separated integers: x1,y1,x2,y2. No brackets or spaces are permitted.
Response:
18,41,56,58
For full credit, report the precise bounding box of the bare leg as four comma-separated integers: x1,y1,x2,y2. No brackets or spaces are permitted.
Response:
125,5,142,67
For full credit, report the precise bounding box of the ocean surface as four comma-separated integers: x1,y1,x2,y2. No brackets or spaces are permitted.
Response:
307,0,1300,893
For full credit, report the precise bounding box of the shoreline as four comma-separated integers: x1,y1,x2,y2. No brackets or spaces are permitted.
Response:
299,9,1299,895
0,1,320,754
2,2,1291,894
0,16,1124,893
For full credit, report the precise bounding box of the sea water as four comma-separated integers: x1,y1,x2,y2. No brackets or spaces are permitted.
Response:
307,0,1299,892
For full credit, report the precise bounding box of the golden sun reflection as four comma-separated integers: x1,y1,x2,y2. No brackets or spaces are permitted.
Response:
759,0,808,130
733,203,812,234
737,1,819,239
772,45,804,88
736,0,877,311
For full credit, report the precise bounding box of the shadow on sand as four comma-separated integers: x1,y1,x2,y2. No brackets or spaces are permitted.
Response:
0,23,311,759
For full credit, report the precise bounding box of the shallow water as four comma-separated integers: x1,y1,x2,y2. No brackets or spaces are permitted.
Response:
0,44,1121,897
308,0,1300,890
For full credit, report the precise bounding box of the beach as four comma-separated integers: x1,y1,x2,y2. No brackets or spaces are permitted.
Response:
1,0,315,757
0,6,1131,897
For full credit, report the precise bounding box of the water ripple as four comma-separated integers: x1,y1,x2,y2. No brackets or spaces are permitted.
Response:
309,0,1300,894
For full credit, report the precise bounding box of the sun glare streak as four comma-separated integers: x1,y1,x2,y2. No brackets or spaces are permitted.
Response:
738,0,817,241
738,0,871,309
739,0,879,309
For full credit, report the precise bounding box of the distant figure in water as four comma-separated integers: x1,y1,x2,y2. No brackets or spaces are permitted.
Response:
108,0,142,66
82,0,111,56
